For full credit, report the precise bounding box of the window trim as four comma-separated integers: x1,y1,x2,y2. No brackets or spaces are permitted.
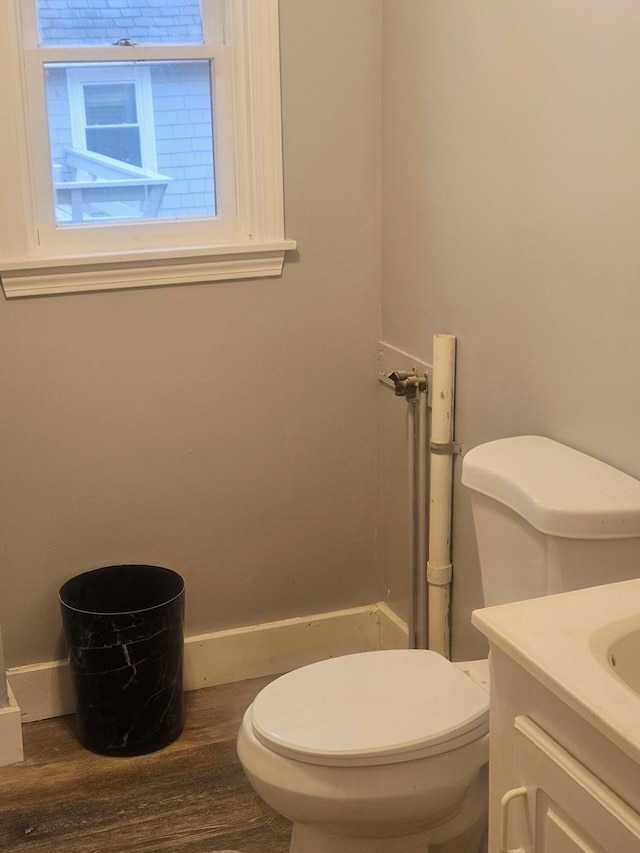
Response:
0,0,295,298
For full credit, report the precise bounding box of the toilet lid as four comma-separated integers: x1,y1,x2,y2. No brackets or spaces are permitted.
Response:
250,650,489,767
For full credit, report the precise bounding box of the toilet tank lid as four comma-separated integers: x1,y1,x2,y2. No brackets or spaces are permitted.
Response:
461,435,640,539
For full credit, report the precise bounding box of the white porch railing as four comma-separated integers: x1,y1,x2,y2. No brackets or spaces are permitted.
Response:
54,148,172,223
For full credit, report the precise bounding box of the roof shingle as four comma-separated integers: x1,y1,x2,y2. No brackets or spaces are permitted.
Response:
37,0,203,44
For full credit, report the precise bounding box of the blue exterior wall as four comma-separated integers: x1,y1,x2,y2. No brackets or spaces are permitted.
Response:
148,61,215,219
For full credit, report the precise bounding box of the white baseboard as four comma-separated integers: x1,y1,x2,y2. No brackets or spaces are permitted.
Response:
8,602,408,727
0,685,24,767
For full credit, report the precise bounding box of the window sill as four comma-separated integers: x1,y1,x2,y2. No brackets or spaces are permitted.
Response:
0,240,297,298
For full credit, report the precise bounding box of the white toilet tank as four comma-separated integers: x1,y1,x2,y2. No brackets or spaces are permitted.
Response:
461,435,640,607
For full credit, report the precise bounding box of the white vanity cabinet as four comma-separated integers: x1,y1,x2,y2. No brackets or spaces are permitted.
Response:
505,714,640,852
472,583,640,853
485,648,640,853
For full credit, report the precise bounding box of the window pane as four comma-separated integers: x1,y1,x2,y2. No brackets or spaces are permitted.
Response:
84,83,138,125
84,84,141,165
37,0,204,46
86,127,142,167
46,61,216,225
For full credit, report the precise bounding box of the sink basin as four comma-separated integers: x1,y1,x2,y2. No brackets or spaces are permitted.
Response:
609,629,640,694
474,579,640,768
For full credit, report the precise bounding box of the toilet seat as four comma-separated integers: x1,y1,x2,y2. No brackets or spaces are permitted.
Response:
250,649,489,767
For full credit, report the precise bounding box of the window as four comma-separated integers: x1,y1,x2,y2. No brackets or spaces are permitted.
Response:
67,66,154,169
0,0,295,297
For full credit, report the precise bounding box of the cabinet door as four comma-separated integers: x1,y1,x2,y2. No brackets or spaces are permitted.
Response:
500,716,640,853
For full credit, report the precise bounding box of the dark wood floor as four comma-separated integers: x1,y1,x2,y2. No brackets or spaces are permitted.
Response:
0,676,292,853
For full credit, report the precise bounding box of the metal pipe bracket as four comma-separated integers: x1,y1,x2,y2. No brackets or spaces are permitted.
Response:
429,440,463,456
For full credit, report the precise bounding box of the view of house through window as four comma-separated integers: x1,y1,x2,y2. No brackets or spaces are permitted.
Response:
84,82,142,166
38,0,216,225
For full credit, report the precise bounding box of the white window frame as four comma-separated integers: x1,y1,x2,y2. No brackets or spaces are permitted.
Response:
66,64,157,171
0,0,295,298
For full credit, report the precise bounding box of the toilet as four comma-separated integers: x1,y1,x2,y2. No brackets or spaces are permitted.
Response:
237,436,640,852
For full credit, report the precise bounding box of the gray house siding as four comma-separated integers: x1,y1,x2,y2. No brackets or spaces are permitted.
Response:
148,62,215,219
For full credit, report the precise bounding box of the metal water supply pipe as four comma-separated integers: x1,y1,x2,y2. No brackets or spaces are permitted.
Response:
0,628,8,707
387,369,428,649
386,344,456,657
406,395,417,648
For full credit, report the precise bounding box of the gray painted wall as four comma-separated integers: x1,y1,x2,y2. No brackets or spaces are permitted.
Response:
381,0,640,659
5,0,637,672
0,0,382,668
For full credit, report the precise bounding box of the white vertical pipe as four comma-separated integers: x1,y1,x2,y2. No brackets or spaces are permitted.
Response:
428,334,456,659
415,384,428,649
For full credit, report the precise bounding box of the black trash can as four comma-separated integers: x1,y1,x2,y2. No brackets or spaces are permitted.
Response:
59,564,185,757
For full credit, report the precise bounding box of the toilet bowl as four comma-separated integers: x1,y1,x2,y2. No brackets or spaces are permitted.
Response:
237,649,489,853
238,435,640,852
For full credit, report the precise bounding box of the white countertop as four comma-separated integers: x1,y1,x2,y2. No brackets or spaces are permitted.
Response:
472,578,640,764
